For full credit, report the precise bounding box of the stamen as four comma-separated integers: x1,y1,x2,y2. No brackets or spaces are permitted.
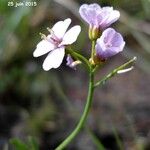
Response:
39,33,47,40
47,27,59,41
47,27,56,38
47,27,53,33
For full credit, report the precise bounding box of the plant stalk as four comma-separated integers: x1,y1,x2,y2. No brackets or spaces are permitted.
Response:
55,69,95,150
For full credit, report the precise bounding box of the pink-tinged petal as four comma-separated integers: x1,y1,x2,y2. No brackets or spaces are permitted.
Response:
96,44,120,59
119,41,125,51
99,7,117,28
105,47,122,57
79,4,120,29
33,40,55,57
95,40,104,56
103,28,125,50
79,3,101,26
96,13,103,26
102,28,116,43
52,18,71,39
104,10,120,27
89,3,101,10
42,47,65,71
61,25,81,45
79,4,91,24
101,6,113,12
111,32,125,47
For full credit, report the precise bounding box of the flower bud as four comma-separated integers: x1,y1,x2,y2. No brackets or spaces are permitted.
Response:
66,54,81,69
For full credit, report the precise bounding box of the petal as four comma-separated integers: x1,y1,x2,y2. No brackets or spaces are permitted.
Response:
99,7,113,23
66,54,74,66
95,28,125,59
89,3,101,10
111,32,125,47
96,40,105,57
96,42,117,59
79,4,101,26
102,7,113,12
105,10,120,27
96,37,106,52
96,13,103,26
101,28,125,49
99,7,120,29
119,41,125,51
79,4,91,24
102,28,116,43
33,40,55,57
60,25,81,45
42,47,65,71
96,43,125,59
52,18,71,39
103,47,122,58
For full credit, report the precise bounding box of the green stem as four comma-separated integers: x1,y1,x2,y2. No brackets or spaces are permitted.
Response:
91,40,96,60
66,48,90,70
55,69,95,150
94,57,137,87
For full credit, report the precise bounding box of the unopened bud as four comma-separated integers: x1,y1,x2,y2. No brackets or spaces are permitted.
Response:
66,54,81,70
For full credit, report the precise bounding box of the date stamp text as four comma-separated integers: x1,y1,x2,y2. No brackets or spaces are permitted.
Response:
8,1,37,7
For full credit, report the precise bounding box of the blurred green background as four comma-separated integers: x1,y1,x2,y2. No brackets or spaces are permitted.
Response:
0,0,150,149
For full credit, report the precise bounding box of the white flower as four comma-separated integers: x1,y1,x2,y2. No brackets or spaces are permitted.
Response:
33,18,81,71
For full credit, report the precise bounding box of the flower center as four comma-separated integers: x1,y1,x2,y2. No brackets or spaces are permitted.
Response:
105,43,112,48
104,37,112,48
46,28,62,46
50,36,62,45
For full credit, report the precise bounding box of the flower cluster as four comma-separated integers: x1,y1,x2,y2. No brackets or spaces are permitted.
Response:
79,3,125,62
33,3,125,71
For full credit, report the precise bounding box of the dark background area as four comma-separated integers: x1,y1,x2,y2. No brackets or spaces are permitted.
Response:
0,0,150,149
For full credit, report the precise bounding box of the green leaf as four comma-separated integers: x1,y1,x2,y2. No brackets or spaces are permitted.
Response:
27,136,39,150
112,127,123,150
86,128,105,150
10,138,28,150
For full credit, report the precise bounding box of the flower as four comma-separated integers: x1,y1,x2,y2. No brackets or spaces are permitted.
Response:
33,18,81,71
66,54,81,69
79,3,120,30
95,28,125,60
